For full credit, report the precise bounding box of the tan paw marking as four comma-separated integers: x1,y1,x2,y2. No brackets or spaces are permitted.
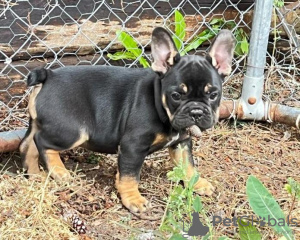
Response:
115,173,150,213
193,177,215,196
50,166,71,181
45,150,70,181
121,191,150,213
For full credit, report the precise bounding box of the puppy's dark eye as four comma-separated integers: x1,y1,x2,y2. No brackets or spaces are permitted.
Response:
171,92,181,101
209,92,218,101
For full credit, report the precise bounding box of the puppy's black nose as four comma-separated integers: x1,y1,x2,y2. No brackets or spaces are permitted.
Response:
190,109,203,121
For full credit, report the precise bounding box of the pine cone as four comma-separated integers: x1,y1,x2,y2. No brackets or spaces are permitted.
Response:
71,215,87,234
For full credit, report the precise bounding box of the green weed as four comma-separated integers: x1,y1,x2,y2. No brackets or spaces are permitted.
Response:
285,178,300,200
274,0,285,8
158,145,213,239
107,30,150,68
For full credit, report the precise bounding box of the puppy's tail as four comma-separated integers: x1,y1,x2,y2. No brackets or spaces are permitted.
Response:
27,67,48,86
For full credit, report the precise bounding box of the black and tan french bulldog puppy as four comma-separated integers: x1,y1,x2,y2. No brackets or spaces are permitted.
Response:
20,27,235,213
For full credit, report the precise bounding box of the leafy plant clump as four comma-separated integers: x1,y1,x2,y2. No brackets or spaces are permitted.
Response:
172,11,249,57
274,0,285,8
159,150,206,239
107,30,150,68
108,10,249,67
285,178,300,200
159,146,229,240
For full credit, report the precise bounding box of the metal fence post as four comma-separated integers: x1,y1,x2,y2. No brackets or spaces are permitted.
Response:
238,0,274,120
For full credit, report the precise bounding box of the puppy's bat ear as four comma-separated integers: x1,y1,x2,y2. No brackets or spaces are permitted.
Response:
151,27,180,74
208,29,235,76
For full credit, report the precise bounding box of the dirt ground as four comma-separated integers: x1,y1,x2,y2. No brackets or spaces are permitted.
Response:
1,120,300,239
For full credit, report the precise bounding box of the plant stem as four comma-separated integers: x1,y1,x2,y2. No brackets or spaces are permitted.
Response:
159,181,176,230
288,194,296,221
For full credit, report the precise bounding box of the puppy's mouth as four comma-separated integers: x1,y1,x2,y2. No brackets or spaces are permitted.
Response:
185,109,203,138
172,106,215,137
186,125,202,138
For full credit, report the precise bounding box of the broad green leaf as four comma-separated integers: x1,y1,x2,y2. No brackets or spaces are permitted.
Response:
175,10,185,40
139,56,150,68
188,172,199,189
182,29,216,55
181,17,223,55
235,44,243,56
246,176,294,240
107,51,136,61
173,10,186,51
209,18,224,25
238,219,261,240
240,37,249,54
116,31,150,68
193,195,202,212
116,30,141,57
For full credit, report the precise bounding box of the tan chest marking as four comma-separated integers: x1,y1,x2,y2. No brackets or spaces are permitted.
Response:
152,133,180,148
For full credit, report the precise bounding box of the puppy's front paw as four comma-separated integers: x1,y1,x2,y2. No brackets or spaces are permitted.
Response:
50,166,71,181
120,191,150,213
115,173,150,212
193,177,215,196
45,150,71,181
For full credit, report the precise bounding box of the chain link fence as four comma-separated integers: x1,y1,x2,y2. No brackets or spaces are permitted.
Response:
0,0,299,133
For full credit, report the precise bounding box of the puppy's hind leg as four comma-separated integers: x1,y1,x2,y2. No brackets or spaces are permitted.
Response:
19,119,41,175
33,129,89,181
20,80,43,176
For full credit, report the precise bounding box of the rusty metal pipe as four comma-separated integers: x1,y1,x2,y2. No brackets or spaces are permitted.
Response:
0,129,26,153
268,103,300,128
219,100,300,129
219,100,238,119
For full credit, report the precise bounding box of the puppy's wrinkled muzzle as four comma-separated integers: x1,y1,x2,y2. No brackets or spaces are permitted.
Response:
190,108,203,122
187,108,204,137
172,102,215,137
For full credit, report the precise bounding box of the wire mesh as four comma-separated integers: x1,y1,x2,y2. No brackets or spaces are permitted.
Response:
0,0,299,132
